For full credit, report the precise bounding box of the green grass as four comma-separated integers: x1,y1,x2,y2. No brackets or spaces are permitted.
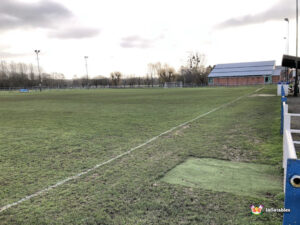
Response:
162,158,282,197
0,86,283,224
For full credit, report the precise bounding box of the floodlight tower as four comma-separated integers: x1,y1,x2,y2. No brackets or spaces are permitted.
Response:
34,50,42,92
284,18,290,55
84,56,89,88
295,0,299,96
284,18,290,82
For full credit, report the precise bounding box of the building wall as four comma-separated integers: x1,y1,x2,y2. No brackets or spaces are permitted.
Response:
272,76,280,83
209,76,280,86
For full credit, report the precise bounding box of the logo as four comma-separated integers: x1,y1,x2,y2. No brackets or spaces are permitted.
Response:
250,205,264,215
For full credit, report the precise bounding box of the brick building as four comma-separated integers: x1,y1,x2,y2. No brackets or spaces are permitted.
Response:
208,60,282,86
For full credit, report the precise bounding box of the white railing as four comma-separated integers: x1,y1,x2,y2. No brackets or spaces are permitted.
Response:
283,102,300,192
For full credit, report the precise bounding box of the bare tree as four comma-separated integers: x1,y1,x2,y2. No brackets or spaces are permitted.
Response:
110,71,122,86
178,53,209,86
157,64,175,83
0,60,67,89
29,64,35,81
188,52,206,70
147,63,157,87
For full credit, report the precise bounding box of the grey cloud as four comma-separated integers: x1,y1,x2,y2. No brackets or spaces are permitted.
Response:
0,0,72,30
48,27,100,39
120,35,163,49
0,0,100,39
216,0,294,29
0,45,29,58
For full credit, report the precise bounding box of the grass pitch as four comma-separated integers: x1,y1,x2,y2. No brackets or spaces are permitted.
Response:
0,86,283,224
162,158,282,197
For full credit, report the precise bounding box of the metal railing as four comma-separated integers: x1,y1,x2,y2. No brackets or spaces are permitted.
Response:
282,85,300,224
282,101,300,185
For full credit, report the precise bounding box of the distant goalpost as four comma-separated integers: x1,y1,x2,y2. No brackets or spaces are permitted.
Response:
164,81,183,88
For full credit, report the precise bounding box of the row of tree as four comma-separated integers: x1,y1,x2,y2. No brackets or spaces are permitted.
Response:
0,53,212,89
0,61,66,89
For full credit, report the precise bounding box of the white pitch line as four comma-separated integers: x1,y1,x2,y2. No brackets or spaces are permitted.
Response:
0,87,264,213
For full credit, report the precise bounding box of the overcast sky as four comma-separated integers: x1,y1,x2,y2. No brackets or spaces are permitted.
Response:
0,0,296,78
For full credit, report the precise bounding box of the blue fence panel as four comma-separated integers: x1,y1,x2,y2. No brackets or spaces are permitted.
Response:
283,159,300,224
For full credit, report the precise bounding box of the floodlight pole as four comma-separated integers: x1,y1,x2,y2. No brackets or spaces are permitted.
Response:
84,56,89,88
284,18,290,55
284,18,290,82
34,50,42,92
295,0,299,96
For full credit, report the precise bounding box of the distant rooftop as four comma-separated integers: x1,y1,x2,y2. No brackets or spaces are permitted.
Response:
273,66,285,76
208,60,276,78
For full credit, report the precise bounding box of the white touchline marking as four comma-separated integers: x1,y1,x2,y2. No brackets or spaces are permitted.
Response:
0,87,264,213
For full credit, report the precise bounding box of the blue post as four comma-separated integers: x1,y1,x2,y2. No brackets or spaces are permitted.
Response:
282,85,286,97
281,85,287,135
283,159,300,224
